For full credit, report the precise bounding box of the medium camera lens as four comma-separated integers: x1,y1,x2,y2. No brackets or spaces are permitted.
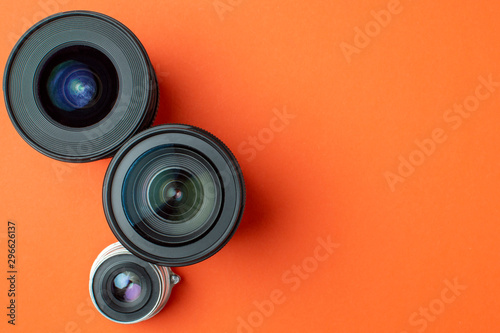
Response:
89,243,180,324
103,124,245,266
4,11,158,162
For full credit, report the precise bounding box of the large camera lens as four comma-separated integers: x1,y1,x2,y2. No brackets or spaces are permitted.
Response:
103,124,245,266
4,11,158,162
89,243,180,324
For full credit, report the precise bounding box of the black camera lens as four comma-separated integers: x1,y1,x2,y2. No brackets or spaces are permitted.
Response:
90,243,180,324
4,11,158,162
103,124,245,266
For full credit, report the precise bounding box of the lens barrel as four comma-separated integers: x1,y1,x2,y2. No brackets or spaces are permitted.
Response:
89,243,180,324
4,11,158,162
103,124,245,266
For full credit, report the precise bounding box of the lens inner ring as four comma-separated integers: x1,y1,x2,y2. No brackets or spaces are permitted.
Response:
36,45,119,128
101,263,151,313
122,145,222,245
146,168,202,221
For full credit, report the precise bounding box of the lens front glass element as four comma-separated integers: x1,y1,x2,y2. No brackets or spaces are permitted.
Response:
37,45,119,128
112,271,142,303
48,60,98,111
102,263,150,314
148,168,204,222
122,145,221,245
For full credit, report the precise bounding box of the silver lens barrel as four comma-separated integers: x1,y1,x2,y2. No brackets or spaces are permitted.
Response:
89,243,180,324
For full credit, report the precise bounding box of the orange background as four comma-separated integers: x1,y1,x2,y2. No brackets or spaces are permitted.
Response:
1,0,500,332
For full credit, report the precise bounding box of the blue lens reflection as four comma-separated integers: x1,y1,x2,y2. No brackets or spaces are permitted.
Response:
47,60,99,111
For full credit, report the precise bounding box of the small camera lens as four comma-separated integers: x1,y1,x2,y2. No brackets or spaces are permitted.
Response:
89,243,180,324
103,124,246,266
4,11,158,162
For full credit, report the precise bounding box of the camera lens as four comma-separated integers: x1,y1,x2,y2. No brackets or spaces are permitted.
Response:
103,124,245,266
89,243,180,324
4,11,158,162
